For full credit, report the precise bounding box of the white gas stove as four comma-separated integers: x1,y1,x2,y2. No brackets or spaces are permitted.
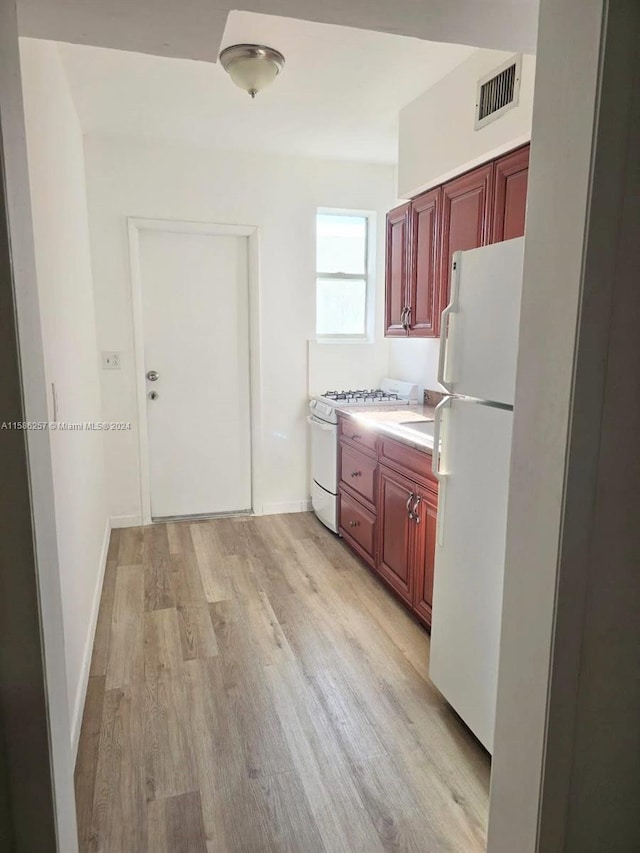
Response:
307,379,419,533
309,378,420,426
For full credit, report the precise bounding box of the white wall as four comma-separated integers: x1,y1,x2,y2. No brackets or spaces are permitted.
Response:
83,137,395,519
20,39,109,755
307,340,390,397
387,337,441,397
398,49,536,198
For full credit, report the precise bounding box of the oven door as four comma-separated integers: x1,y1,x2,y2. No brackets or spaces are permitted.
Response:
307,414,338,495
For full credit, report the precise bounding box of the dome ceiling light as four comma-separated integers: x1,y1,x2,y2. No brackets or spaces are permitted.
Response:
219,44,286,99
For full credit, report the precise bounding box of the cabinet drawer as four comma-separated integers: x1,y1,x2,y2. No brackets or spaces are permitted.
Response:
379,436,437,490
339,417,378,456
340,444,377,507
339,490,377,567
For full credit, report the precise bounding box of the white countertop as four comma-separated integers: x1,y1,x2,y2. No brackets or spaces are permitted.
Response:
340,404,437,452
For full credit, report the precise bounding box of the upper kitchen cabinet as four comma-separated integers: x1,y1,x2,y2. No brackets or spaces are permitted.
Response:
492,144,530,242
384,202,411,337
407,188,441,337
439,162,494,314
384,144,530,338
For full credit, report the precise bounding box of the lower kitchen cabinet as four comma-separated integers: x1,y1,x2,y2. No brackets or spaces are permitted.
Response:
338,487,377,569
412,487,438,626
377,466,416,605
377,465,438,625
337,414,439,630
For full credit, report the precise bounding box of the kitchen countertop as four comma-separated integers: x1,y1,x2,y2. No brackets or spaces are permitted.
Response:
339,404,437,452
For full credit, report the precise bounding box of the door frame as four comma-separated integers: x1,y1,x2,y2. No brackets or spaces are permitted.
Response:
127,217,263,525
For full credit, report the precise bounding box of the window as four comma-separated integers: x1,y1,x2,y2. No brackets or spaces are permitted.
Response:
316,211,372,339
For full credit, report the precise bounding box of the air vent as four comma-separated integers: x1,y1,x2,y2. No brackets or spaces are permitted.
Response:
475,55,522,130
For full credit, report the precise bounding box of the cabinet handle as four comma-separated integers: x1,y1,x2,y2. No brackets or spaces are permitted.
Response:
348,520,360,528
351,434,362,440
412,495,422,523
404,306,412,331
400,307,407,328
406,491,415,519
350,471,362,478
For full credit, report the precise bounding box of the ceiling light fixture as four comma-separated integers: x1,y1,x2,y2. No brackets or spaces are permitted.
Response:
219,44,285,99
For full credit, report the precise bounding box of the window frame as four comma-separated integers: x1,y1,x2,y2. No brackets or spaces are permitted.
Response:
315,207,376,343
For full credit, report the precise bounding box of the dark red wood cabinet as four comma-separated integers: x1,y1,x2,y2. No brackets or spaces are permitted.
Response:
377,465,416,604
338,416,438,629
384,202,411,337
377,466,438,623
338,488,377,569
412,488,438,626
439,162,494,316
384,190,441,339
408,188,441,337
384,143,530,338
492,145,530,242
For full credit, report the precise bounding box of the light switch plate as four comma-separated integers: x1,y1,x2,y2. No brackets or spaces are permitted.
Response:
101,351,121,370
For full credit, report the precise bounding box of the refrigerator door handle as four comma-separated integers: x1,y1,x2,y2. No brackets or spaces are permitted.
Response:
437,254,461,393
432,396,452,546
431,397,451,482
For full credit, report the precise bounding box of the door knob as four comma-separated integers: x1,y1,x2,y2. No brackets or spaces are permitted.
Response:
146,370,159,381
148,391,159,401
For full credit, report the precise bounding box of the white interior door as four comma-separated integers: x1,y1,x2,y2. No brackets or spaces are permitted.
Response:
139,228,252,519
429,397,513,752
441,237,524,406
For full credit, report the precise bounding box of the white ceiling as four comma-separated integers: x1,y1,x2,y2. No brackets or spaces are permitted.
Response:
18,0,539,61
56,12,477,164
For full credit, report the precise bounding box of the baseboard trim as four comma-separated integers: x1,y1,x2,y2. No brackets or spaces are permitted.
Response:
260,499,312,516
70,516,111,761
110,513,142,529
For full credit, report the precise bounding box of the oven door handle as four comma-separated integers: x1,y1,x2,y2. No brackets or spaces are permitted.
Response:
307,415,336,431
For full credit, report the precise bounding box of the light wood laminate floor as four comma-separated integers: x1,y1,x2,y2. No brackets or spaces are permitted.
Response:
75,512,490,852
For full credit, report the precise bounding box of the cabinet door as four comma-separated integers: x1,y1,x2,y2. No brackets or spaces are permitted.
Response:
377,465,415,604
384,203,410,337
492,144,530,242
439,163,494,315
339,443,378,510
339,489,377,568
408,188,441,337
412,487,438,628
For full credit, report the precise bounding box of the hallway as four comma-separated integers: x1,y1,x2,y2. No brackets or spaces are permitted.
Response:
75,513,489,852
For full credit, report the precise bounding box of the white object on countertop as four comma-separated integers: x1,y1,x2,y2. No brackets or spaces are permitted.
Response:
430,236,524,754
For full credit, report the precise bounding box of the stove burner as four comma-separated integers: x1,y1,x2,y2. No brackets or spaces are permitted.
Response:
321,388,404,404
314,380,417,414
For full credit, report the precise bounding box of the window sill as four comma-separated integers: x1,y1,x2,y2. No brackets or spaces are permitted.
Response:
314,336,375,346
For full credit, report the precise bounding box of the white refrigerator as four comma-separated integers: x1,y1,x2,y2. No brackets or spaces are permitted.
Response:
429,236,525,754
